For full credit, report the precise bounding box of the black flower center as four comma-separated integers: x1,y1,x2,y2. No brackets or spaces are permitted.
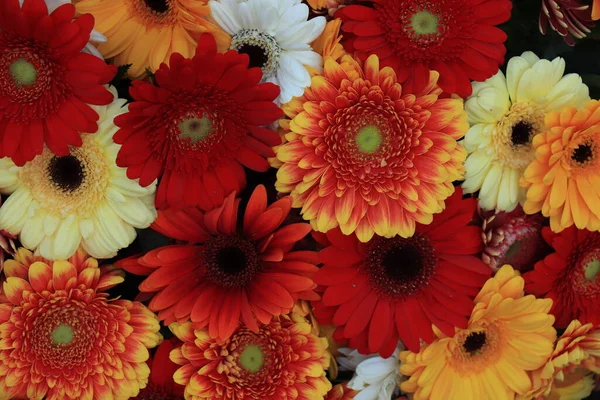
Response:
463,332,487,354
511,121,532,146
237,44,268,69
365,235,437,300
48,155,85,192
136,384,182,400
204,236,262,288
144,0,169,13
572,144,594,164
218,246,248,275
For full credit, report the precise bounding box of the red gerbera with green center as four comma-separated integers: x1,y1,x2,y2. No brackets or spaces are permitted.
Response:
525,226,600,328
0,0,116,166
117,185,319,343
113,33,282,210
336,0,511,97
312,188,491,355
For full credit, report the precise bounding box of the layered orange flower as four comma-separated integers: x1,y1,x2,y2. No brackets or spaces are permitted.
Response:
519,319,600,400
0,248,162,400
75,0,230,78
169,313,331,399
275,54,467,242
521,100,600,232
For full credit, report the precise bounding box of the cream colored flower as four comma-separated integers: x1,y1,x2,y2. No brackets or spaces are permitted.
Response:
462,51,590,212
0,87,157,260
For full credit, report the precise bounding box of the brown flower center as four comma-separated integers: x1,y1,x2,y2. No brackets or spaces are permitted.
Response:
463,331,486,354
572,143,594,164
230,30,281,78
365,234,437,300
48,155,86,192
144,0,169,13
510,121,533,146
204,236,262,288
450,323,504,374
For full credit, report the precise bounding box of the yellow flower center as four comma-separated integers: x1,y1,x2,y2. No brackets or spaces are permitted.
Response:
492,101,545,169
239,344,265,373
52,323,74,345
356,125,382,154
19,135,111,217
410,10,439,36
9,58,37,86
178,115,214,143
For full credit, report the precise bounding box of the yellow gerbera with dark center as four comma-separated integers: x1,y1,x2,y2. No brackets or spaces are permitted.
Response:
400,265,556,400
169,313,331,399
521,100,600,232
0,248,162,400
75,0,230,78
275,54,467,242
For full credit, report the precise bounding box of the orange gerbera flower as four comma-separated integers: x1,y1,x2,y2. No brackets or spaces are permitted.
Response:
117,185,319,342
0,248,162,400
169,313,331,399
275,54,467,242
325,383,357,400
75,0,230,78
519,319,600,400
521,100,600,232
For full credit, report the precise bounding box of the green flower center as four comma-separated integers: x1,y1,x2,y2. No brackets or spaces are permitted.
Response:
410,10,439,36
239,344,264,373
356,125,382,154
9,58,37,86
584,257,600,281
178,115,213,143
52,323,74,345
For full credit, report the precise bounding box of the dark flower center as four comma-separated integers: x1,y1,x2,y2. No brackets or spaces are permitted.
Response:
511,121,532,146
365,234,437,300
237,44,268,69
204,236,262,288
463,331,486,354
572,144,594,164
48,155,85,192
136,383,183,400
144,0,169,13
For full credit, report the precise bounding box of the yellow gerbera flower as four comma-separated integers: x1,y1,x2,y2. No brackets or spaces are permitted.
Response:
400,265,557,400
75,0,230,78
463,51,589,212
521,100,600,232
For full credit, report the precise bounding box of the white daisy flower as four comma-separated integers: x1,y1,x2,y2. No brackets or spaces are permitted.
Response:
337,347,376,372
18,0,107,59
209,0,326,104
347,345,405,400
462,51,590,212
0,87,157,261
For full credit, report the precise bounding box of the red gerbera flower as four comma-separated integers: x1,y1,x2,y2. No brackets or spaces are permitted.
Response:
0,0,116,166
113,33,282,210
312,187,491,355
117,185,319,342
525,226,600,328
133,338,185,400
336,0,512,97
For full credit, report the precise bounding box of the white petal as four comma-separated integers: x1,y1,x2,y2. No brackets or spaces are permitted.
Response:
286,50,322,70
0,188,32,233
506,56,533,102
20,215,45,250
107,195,155,227
209,1,242,35
544,73,590,112
52,214,81,260
89,29,107,44
516,58,566,103
519,51,541,66
79,218,95,239
44,214,61,236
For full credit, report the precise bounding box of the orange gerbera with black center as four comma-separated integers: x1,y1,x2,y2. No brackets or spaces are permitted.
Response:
336,0,511,97
118,185,319,343
113,33,281,210
275,54,467,242
312,188,490,355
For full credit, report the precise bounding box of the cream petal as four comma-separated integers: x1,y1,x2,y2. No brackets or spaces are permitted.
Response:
106,195,155,227
516,58,566,103
43,214,61,236
506,56,533,102
544,73,590,112
0,188,33,233
52,215,81,260
20,214,46,251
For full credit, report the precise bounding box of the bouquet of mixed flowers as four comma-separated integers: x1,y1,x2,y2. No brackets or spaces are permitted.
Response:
1,0,600,399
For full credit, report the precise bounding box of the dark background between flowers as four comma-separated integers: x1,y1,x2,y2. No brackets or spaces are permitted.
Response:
1,0,598,396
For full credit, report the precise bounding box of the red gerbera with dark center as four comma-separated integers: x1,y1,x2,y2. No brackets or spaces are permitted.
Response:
134,338,185,400
312,187,491,355
0,0,116,166
117,185,319,343
525,226,600,328
336,0,511,97
113,33,282,210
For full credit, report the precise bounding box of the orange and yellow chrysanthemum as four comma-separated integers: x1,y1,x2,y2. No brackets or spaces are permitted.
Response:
521,100,600,232
169,313,331,399
400,265,557,400
0,248,162,400
275,54,468,242
75,0,230,78
519,319,600,400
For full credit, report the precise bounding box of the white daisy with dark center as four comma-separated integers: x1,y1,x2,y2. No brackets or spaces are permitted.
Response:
209,0,326,104
0,87,157,260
